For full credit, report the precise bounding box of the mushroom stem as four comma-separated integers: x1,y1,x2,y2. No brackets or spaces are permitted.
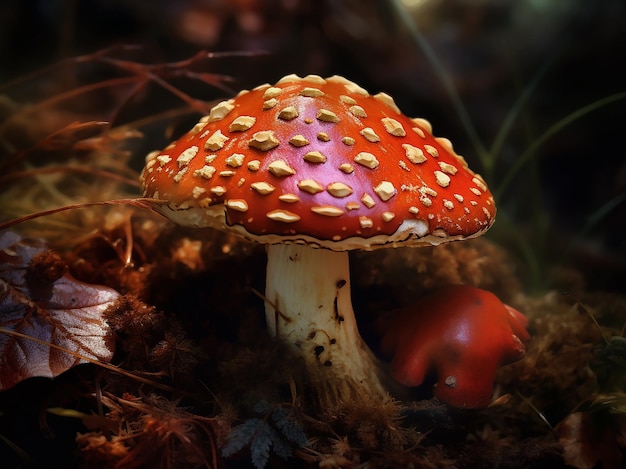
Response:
265,243,387,406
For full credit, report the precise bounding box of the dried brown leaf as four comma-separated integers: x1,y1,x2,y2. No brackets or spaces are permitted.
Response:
0,231,117,390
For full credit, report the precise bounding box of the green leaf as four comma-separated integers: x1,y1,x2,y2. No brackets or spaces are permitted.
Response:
249,423,273,469
222,402,308,468
270,407,307,447
222,418,264,458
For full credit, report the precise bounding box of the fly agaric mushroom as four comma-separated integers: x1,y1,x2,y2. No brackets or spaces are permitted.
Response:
140,74,495,405
379,285,530,408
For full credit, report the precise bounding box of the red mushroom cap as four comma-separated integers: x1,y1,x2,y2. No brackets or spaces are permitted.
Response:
141,75,495,250
379,285,530,408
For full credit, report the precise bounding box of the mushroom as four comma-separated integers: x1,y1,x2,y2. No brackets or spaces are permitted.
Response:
140,74,496,406
379,285,530,408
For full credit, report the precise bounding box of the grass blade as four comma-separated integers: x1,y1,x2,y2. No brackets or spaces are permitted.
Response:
390,0,488,165
495,91,626,199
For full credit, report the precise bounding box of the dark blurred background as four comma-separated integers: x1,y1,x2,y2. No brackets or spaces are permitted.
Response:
1,0,625,290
